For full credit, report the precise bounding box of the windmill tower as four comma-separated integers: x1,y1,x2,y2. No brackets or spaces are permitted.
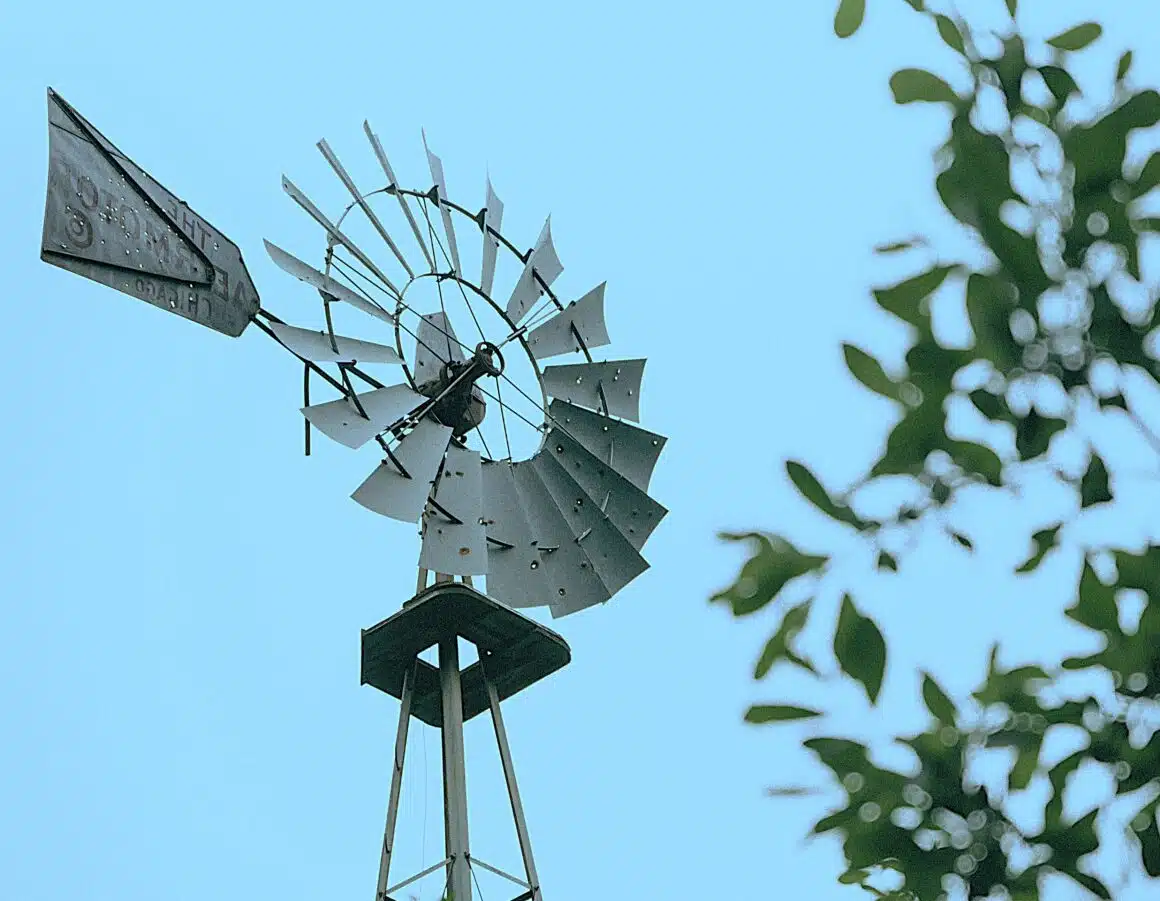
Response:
40,88,667,901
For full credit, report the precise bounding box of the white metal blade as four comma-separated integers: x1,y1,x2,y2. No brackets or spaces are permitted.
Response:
480,460,547,608
268,321,402,364
549,399,665,492
526,283,610,360
363,121,436,271
264,240,395,324
510,462,610,617
281,176,402,297
317,138,415,278
542,359,645,421
506,217,563,324
481,178,503,298
302,384,424,450
351,419,453,522
419,445,486,576
542,426,667,552
414,311,464,381
422,131,462,274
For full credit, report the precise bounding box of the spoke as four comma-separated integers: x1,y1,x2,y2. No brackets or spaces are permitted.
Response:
363,120,436,272
494,378,514,461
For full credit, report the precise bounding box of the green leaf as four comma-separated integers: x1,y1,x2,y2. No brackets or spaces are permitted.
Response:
1005,0,1017,18
966,274,1020,370
1009,736,1041,790
921,672,956,724
834,0,865,38
1040,65,1079,105
1064,561,1120,634
1016,524,1061,573
901,0,924,10
873,265,955,326
934,15,965,55
754,600,815,679
890,68,958,105
1080,453,1112,507
843,344,901,401
951,531,974,551
968,388,1007,421
1015,411,1068,460
1132,151,1160,197
1066,91,1160,194
786,460,866,528
877,550,898,572
833,595,887,704
1139,811,1160,877
874,238,922,254
745,704,823,724
948,439,1004,486
839,869,871,885
1117,50,1134,81
712,532,827,616
1046,22,1102,52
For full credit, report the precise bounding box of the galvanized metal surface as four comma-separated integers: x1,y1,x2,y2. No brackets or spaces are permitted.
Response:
481,179,503,298
505,218,562,324
480,460,547,608
264,240,395,323
525,282,610,360
419,445,487,576
439,637,472,901
548,399,665,492
542,358,645,421
414,311,463,382
268,321,402,364
423,132,461,275
351,419,452,521
302,384,424,450
375,663,414,901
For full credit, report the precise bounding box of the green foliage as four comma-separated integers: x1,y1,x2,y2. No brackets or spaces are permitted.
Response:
723,2,1160,899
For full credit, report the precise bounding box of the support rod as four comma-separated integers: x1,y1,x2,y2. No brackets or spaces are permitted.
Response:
375,663,415,901
440,637,472,901
483,655,543,901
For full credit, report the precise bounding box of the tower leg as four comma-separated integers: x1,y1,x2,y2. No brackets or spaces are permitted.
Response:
375,663,415,901
439,637,472,901
483,657,543,901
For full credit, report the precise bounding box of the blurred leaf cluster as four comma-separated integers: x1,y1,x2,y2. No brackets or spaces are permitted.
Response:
714,1,1160,898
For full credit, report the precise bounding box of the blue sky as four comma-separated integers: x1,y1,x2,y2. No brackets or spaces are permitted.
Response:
3,2,1160,900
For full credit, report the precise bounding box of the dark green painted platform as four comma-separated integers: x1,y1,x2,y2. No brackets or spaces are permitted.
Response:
361,583,571,726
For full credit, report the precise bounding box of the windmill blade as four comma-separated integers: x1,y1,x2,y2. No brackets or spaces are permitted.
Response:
268,321,402,364
526,283,610,360
364,121,436,272
302,384,424,449
480,460,548,608
317,138,414,278
414,311,464,381
543,426,667,552
264,241,395,324
481,178,504,298
542,359,645,422
506,217,563,325
41,89,259,338
282,176,402,298
510,462,611,618
351,419,453,522
528,451,648,596
549,400,665,492
422,131,462,275
418,444,486,576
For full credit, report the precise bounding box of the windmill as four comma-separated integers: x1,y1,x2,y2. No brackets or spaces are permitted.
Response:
40,87,667,901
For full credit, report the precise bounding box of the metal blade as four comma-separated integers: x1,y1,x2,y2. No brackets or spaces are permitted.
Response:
268,321,402,364
418,445,486,576
41,89,259,338
364,121,436,271
480,460,547,608
281,176,402,297
414,311,464,381
263,240,395,323
542,426,667,552
422,131,461,275
529,451,648,596
351,419,453,522
506,217,563,324
549,399,665,492
542,359,645,422
317,138,414,278
481,178,503,298
302,384,424,449
526,283,610,360
510,462,610,617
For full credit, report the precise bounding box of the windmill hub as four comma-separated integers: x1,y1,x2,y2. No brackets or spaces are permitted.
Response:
418,340,505,438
